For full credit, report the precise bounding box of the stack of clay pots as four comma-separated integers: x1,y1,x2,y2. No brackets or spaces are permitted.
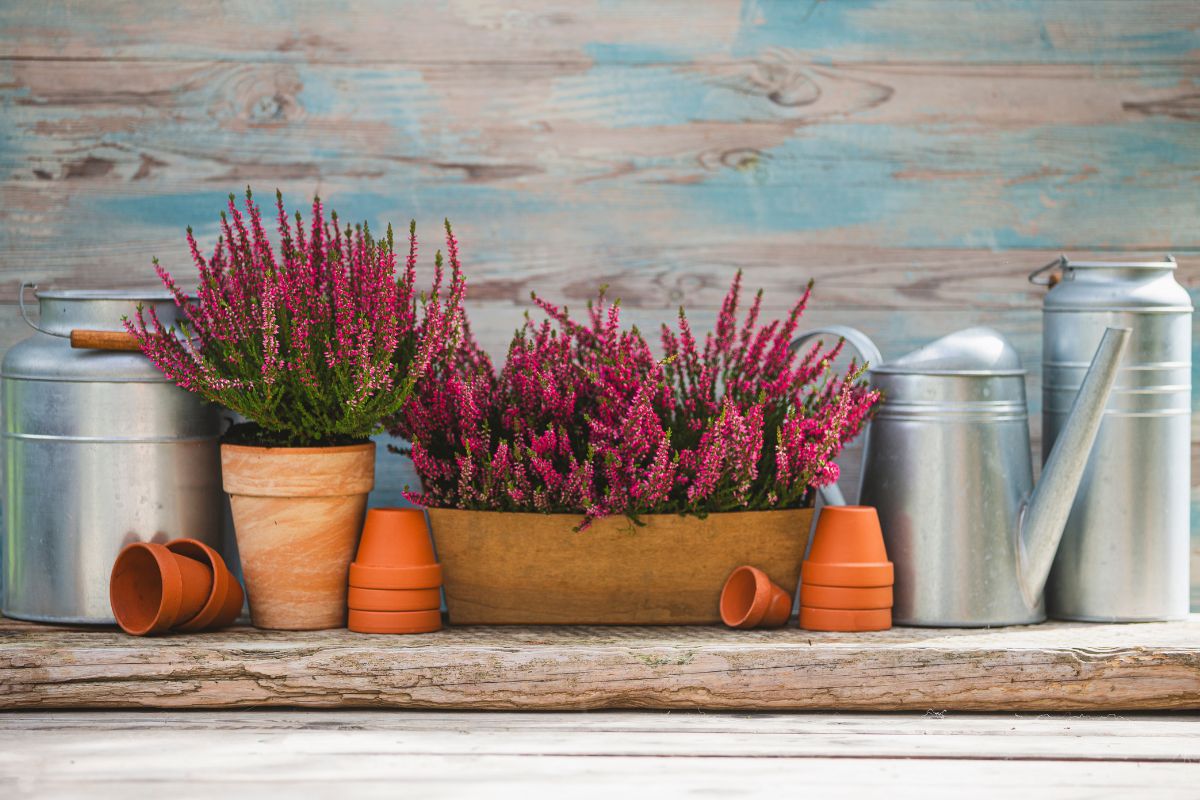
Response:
347,508,444,634
109,539,244,636
799,506,893,632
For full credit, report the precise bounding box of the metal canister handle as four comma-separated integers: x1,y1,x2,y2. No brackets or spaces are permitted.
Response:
18,282,53,335
1028,255,1067,286
788,325,882,506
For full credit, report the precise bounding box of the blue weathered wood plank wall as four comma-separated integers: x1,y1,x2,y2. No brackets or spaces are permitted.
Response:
1,1,1197,603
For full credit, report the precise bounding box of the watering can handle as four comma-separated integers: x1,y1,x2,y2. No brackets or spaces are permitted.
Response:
788,325,882,506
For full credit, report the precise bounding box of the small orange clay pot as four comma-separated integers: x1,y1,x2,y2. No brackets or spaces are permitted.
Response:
110,542,213,636
222,442,374,631
348,608,443,634
801,505,893,587
800,583,893,611
719,565,792,629
349,561,443,590
355,508,435,566
347,586,441,612
799,606,891,632
165,539,245,632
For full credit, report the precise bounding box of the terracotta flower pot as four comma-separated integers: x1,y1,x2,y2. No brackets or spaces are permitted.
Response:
222,442,375,630
799,606,892,632
720,565,792,629
109,542,213,636
800,583,893,610
165,538,245,632
348,608,443,634
801,505,893,587
348,507,442,591
347,586,442,612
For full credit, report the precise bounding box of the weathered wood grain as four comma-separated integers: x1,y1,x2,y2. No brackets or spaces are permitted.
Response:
2,616,1198,711
3,1,1199,64
4,711,1200,800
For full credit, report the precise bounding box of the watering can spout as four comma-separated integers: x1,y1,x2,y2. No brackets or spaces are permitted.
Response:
1018,326,1130,605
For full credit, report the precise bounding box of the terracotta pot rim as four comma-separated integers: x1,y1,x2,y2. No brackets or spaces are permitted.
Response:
220,442,375,456
348,586,442,612
799,605,892,632
800,583,894,611
801,560,894,588
720,566,771,628
348,608,443,634
110,542,184,636
350,561,442,589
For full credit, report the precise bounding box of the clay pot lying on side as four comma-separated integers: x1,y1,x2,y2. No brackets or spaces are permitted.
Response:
720,565,792,629
222,442,375,631
110,542,213,636
110,540,245,636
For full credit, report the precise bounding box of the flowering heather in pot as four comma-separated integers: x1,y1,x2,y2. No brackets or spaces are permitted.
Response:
127,188,464,446
392,273,879,527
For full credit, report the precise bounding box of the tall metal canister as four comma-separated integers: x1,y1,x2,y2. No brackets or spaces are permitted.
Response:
1033,256,1193,621
2,287,222,624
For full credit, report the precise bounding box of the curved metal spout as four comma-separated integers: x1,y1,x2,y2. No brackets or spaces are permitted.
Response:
1018,326,1130,605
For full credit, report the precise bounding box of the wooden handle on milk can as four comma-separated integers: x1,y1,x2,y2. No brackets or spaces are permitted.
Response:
69,330,142,351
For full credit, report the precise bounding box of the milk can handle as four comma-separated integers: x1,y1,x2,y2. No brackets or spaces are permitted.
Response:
788,325,882,506
18,282,53,335
1028,255,1067,286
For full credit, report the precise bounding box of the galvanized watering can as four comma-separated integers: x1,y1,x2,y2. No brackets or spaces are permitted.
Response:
792,325,1129,627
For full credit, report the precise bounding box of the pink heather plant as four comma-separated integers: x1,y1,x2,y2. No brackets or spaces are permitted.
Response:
127,188,464,447
391,272,879,527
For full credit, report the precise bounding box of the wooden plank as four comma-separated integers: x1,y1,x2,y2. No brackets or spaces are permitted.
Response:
1,712,1199,800
0,714,1195,762
2,1,1198,65
4,710,1199,761
4,59,1200,258
2,616,1199,711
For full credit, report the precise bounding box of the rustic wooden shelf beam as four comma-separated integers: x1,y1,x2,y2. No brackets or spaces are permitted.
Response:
2,616,1198,711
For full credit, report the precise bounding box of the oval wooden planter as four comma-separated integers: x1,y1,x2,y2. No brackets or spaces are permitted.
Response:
222,442,375,631
427,508,812,625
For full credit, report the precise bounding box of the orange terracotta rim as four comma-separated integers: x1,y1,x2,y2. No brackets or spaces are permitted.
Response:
799,606,891,632
350,561,443,590
801,560,893,587
109,542,184,636
800,583,893,610
348,608,443,634
348,586,441,612
219,442,375,456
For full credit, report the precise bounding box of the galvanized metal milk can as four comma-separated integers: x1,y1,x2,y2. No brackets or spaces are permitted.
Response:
1032,256,1193,621
2,287,222,624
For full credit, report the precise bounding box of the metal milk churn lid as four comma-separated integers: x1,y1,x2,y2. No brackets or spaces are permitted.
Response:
1032,256,1193,621
2,286,222,624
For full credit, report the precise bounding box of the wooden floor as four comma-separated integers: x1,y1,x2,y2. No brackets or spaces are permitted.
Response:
0,710,1198,798
4,615,1200,711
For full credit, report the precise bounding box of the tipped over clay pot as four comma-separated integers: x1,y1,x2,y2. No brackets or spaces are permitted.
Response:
719,565,792,629
801,505,893,588
165,538,245,632
110,542,213,636
222,442,375,631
